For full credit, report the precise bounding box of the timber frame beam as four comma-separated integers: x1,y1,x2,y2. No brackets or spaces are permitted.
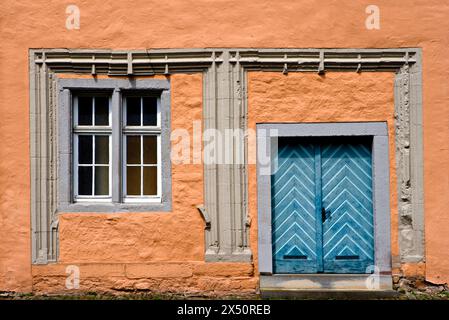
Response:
30,48,423,265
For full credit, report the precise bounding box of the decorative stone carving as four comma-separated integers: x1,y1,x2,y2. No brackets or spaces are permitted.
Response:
30,62,59,263
394,58,425,263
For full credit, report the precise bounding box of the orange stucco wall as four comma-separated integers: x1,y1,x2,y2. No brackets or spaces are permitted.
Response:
1,0,449,292
58,73,204,264
246,72,397,275
31,72,398,295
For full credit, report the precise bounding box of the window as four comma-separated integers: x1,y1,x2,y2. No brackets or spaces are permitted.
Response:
73,93,161,203
123,96,161,202
73,95,112,201
59,78,171,212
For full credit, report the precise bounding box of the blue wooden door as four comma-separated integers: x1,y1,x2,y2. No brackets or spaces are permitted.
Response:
321,138,374,273
271,138,320,273
271,137,374,274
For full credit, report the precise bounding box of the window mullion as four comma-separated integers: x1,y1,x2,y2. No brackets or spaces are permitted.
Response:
111,89,121,203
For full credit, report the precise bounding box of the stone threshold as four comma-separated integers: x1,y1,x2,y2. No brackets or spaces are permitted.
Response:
260,274,395,298
260,289,399,299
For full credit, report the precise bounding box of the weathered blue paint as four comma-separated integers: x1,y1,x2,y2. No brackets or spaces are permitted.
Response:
271,138,318,273
314,144,324,273
321,138,374,273
271,137,374,274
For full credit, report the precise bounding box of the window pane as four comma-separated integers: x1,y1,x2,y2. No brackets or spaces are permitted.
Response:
126,97,141,126
95,135,109,164
94,166,109,195
78,135,93,164
94,96,109,126
126,135,141,164
78,166,92,195
143,167,158,195
143,136,157,164
127,166,141,195
78,96,92,125
143,97,157,126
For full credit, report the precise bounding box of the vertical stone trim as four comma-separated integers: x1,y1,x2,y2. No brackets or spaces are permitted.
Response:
48,71,59,262
372,135,392,273
395,64,412,248
216,51,233,257
232,52,251,253
394,51,425,263
203,52,220,257
30,56,59,264
231,52,251,258
203,51,252,261
409,53,425,262
241,69,251,252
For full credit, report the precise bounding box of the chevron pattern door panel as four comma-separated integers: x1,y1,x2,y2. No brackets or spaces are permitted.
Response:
321,138,374,273
271,137,374,274
271,138,320,273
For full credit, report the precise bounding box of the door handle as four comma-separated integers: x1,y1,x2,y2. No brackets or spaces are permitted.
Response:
321,207,330,223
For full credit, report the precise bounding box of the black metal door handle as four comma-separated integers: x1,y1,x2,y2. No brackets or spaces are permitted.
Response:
322,207,331,223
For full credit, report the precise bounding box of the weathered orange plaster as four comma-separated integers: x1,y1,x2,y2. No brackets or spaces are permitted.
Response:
246,72,398,275
32,262,256,295
400,262,426,279
58,73,205,263
34,72,400,294
2,0,449,292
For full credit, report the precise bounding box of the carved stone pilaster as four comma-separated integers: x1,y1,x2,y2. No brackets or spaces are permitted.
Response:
394,57,425,263
30,58,59,263
202,51,252,261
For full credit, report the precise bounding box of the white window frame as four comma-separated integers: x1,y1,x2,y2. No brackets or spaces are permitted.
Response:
122,94,162,203
72,94,113,202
